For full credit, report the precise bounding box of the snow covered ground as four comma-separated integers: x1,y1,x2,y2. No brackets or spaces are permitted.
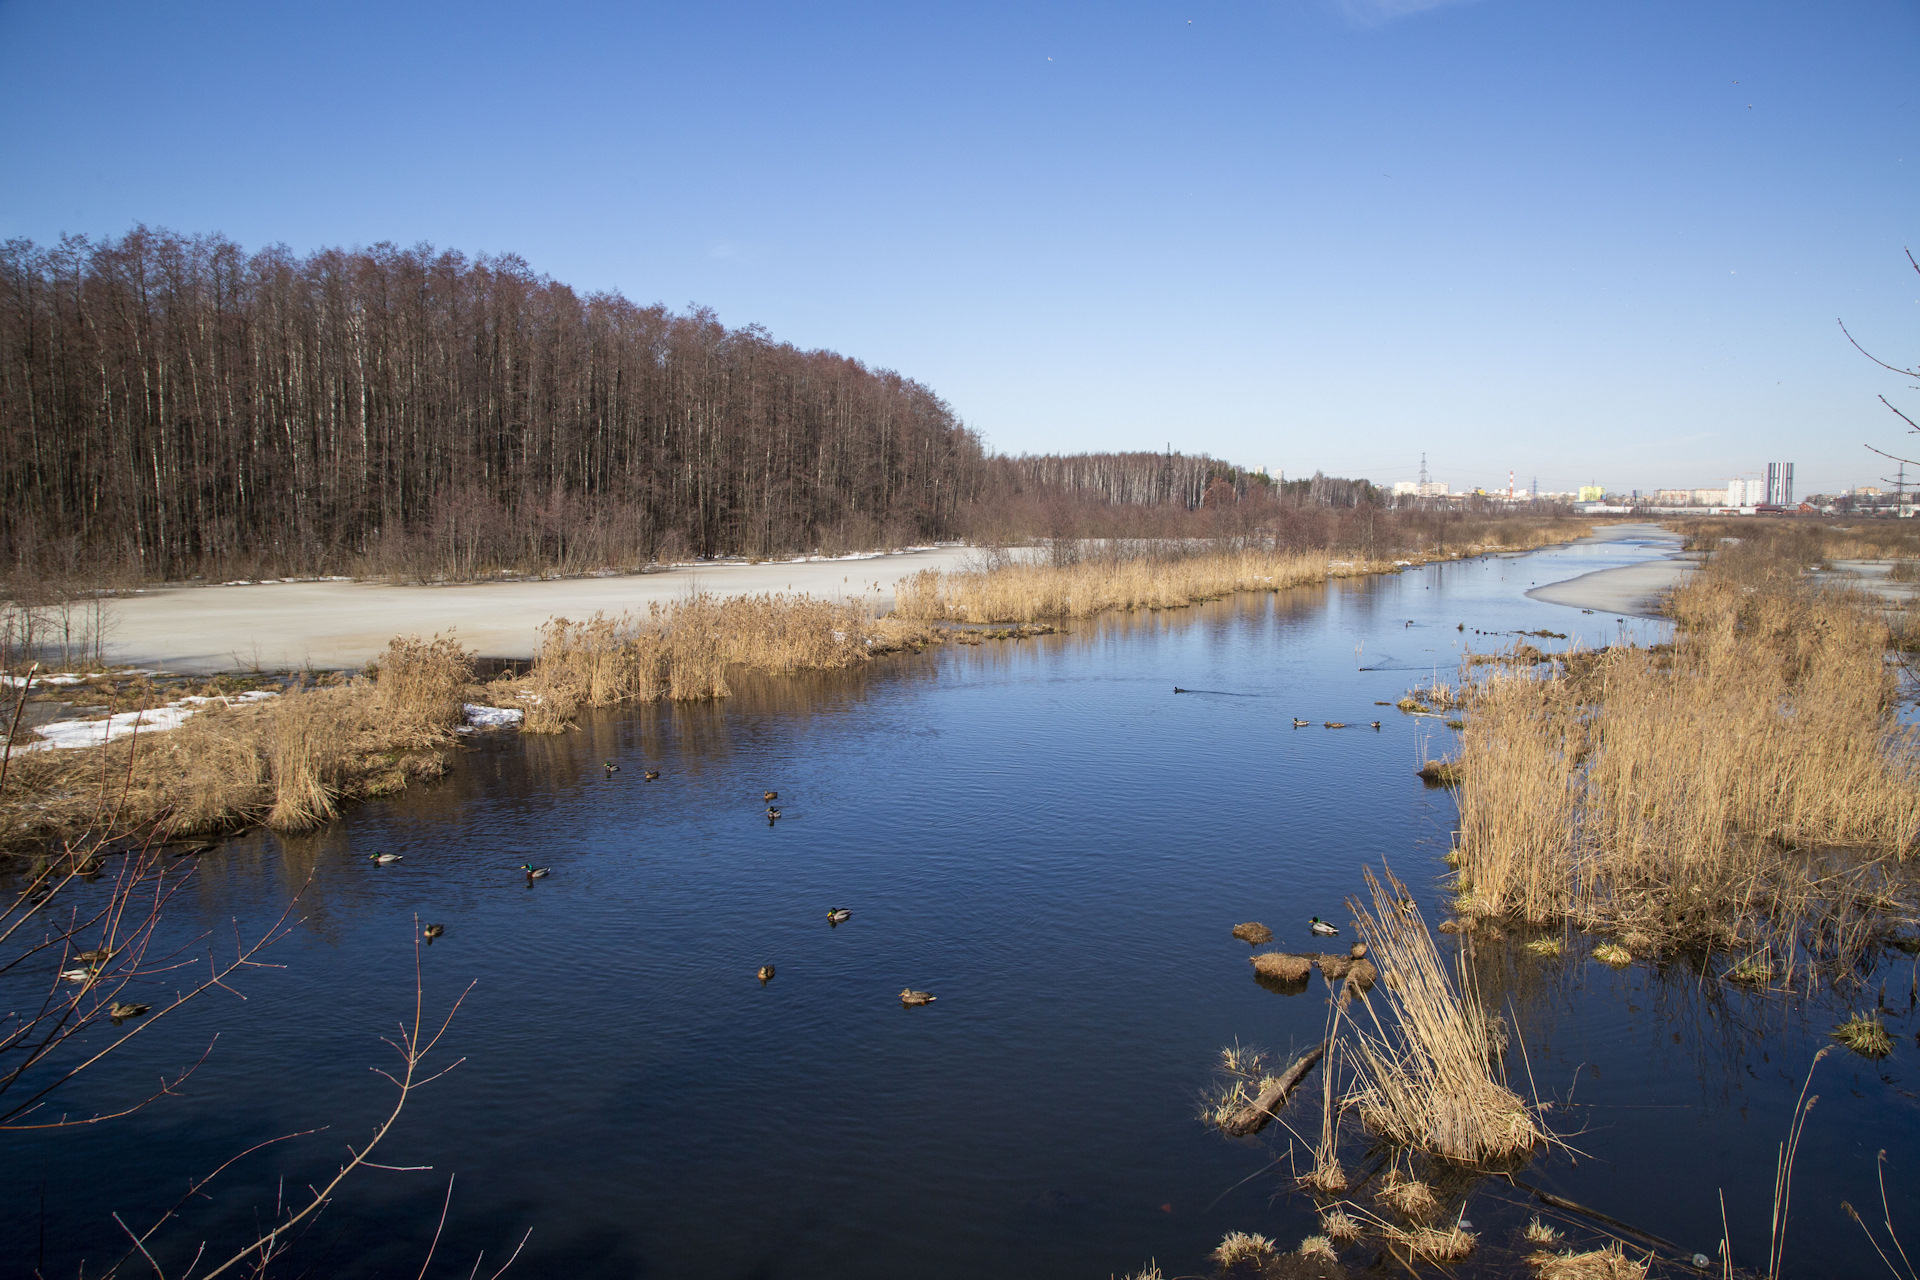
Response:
95,546,987,674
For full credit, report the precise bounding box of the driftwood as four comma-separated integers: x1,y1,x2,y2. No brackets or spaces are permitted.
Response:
1219,1044,1327,1136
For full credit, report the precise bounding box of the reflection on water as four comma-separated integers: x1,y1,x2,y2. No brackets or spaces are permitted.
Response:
5,533,1917,1278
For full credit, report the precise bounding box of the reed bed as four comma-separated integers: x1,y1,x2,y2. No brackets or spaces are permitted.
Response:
896,523,1592,624
1341,867,1546,1163
0,635,472,845
502,594,938,733
1447,539,1920,977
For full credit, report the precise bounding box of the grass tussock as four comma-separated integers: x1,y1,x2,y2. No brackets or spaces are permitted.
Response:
1296,1235,1339,1263
1342,868,1546,1163
1374,1172,1440,1221
1527,1243,1649,1280
1212,1231,1280,1269
1449,535,1920,980
1523,1217,1562,1245
1831,1012,1894,1059
1390,1223,1476,1263
1253,952,1314,983
1591,942,1632,967
1318,1209,1362,1243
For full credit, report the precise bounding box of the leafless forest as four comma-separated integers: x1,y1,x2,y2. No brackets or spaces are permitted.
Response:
1,228,1542,589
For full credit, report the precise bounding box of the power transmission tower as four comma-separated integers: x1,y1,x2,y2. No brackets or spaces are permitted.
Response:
1419,453,1429,490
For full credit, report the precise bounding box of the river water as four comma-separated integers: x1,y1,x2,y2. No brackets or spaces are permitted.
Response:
7,529,1916,1278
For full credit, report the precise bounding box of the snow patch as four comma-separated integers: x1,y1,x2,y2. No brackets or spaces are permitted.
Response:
461,703,524,730
23,689,280,751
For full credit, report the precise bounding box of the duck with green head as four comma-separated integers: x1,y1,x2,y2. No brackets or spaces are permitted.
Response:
1309,917,1339,936
520,864,550,879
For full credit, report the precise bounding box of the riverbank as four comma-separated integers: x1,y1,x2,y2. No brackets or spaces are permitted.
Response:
1521,523,1690,616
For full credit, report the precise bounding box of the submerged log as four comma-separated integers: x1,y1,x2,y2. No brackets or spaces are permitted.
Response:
1218,1043,1327,1137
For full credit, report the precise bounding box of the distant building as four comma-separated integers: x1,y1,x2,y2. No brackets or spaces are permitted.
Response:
1391,480,1450,497
1728,477,1766,505
1655,488,1692,505
1691,488,1725,505
1577,485,1604,503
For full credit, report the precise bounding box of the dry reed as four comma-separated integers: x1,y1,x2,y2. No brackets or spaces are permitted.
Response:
1211,1231,1280,1268
1527,1243,1649,1280
1448,539,1920,979
1341,867,1546,1163
896,523,1591,625
507,595,938,732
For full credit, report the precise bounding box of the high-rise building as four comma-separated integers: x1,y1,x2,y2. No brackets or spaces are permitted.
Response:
1766,462,1795,506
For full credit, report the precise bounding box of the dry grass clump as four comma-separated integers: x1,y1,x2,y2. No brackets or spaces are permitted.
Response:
1522,1217,1562,1245
1727,954,1775,984
1343,868,1546,1163
1203,1044,1280,1129
1449,539,1920,980
1253,952,1313,983
1525,937,1562,957
1212,1231,1280,1268
1591,942,1632,967
1374,1172,1440,1221
1296,1235,1338,1263
1384,1223,1476,1263
1831,1012,1894,1058
369,633,474,735
1527,1243,1648,1280
1118,1265,1163,1280
1318,1209,1362,1243
1235,921,1274,944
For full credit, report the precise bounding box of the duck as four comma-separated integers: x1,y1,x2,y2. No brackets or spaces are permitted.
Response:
643,770,661,781
765,807,782,821
763,790,778,802
1324,721,1347,729
59,967,96,983
1370,721,1382,730
757,964,776,983
1292,718,1310,728
1309,917,1340,936
899,988,936,1006
827,908,852,925
422,923,445,941
73,947,115,965
519,864,551,879
368,852,403,865
108,1001,150,1021
603,760,620,773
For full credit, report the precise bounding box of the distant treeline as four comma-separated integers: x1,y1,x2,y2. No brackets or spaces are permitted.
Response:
0,228,1543,585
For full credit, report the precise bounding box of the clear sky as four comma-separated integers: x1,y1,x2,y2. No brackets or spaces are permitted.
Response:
2,0,1914,496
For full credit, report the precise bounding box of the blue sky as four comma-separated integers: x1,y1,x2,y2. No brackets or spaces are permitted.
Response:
2,0,1914,496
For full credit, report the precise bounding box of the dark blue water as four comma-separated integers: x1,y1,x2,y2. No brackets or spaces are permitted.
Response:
7,530,1916,1279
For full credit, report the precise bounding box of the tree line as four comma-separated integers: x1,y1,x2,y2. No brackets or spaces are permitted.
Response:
2,227,1485,586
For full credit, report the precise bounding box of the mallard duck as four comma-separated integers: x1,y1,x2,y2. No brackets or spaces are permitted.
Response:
368,852,403,864
59,967,96,983
73,947,115,965
109,1001,150,1020
643,770,661,781
827,908,852,925
1349,942,1368,959
763,790,778,802
422,923,445,941
765,807,782,821
1291,717,1309,727
519,864,550,879
603,760,620,773
1324,721,1347,729
1309,917,1340,936
757,964,775,983
1370,721,1382,730
899,988,936,1006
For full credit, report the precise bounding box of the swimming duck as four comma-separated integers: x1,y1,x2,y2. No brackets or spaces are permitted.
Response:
899,988,936,1006
757,964,775,983
1370,721,1382,730
73,948,115,965
108,1001,150,1021
1292,718,1309,728
422,923,445,941
368,852,403,864
1324,721,1347,729
643,770,661,781
827,908,852,925
1309,917,1340,936
603,760,620,773
519,864,551,879
59,967,96,983
765,807,782,821
763,790,778,802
